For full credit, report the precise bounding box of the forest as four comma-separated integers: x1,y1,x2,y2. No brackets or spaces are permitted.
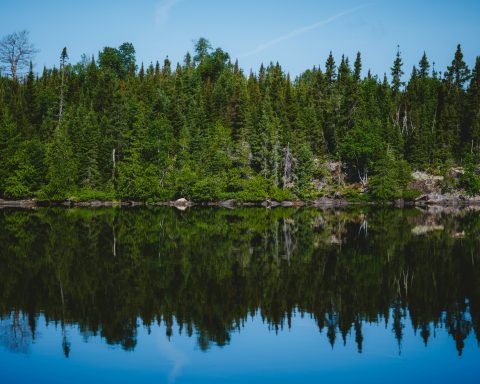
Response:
1,31,480,202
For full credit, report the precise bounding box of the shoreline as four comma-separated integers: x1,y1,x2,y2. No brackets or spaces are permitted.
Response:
3,194,480,209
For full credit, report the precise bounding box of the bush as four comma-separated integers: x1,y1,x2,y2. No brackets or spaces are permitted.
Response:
69,188,116,202
189,176,225,201
459,156,480,196
230,176,293,202
234,176,270,202
342,187,370,202
402,188,422,201
369,151,412,202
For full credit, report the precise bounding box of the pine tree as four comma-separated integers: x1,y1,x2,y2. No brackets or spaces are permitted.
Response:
353,52,362,83
391,45,404,96
466,57,480,153
419,52,430,78
42,122,76,200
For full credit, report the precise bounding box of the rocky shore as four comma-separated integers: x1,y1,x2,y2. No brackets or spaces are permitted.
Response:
2,194,480,209
2,167,480,209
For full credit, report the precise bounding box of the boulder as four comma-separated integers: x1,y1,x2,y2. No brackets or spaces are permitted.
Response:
411,171,444,194
172,198,191,207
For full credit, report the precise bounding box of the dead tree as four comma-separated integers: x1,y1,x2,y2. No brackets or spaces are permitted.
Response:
0,30,37,80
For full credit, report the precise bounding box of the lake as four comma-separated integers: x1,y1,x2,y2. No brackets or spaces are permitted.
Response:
0,206,479,383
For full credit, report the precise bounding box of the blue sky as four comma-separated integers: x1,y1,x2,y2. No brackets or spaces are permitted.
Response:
1,0,479,78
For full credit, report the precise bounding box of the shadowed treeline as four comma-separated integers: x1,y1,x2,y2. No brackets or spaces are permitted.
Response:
0,207,479,356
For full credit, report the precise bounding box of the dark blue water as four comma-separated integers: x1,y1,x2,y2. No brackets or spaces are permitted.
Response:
0,207,479,383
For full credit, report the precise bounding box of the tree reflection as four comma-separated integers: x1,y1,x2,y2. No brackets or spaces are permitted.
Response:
0,206,479,356
0,311,33,354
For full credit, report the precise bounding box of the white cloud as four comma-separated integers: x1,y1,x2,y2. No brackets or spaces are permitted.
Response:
155,0,183,25
240,4,372,58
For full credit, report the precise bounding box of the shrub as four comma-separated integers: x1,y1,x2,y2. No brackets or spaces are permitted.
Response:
459,156,480,196
189,176,225,201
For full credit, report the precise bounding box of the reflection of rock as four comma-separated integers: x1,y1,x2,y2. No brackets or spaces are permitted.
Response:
312,197,349,207
416,205,480,215
219,199,237,208
261,199,280,208
415,192,480,205
411,224,444,236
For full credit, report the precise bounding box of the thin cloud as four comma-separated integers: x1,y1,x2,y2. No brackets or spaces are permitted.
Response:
155,0,183,25
240,4,371,58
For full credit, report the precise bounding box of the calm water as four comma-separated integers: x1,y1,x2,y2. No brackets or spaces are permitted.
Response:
0,206,479,383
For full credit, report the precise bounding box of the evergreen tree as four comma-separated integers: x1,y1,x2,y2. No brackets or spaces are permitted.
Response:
42,122,76,200
391,45,405,96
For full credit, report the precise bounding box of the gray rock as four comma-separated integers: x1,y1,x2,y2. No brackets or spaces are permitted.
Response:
172,198,191,207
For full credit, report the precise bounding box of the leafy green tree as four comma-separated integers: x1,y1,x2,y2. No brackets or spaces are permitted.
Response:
339,119,383,185
98,42,136,78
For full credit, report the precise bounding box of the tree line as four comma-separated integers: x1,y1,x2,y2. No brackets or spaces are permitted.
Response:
1,31,479,201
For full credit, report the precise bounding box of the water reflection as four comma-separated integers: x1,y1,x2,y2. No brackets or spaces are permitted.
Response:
0,206,479,358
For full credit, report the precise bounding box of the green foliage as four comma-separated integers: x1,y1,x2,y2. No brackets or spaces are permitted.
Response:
338,119,383,182
98,42,136,78
459,155,480,196
2,140,44,198
233,175,271,202
293,144,314,194
341,187,370,202
0,39,478,202
69,188,116,202
369,149,412,202
40,123,76,200
189,176,226,201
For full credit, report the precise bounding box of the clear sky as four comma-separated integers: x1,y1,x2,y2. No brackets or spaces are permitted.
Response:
1,0,479,78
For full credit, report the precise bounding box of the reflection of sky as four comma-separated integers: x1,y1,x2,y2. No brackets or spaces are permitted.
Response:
0,312,478,384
